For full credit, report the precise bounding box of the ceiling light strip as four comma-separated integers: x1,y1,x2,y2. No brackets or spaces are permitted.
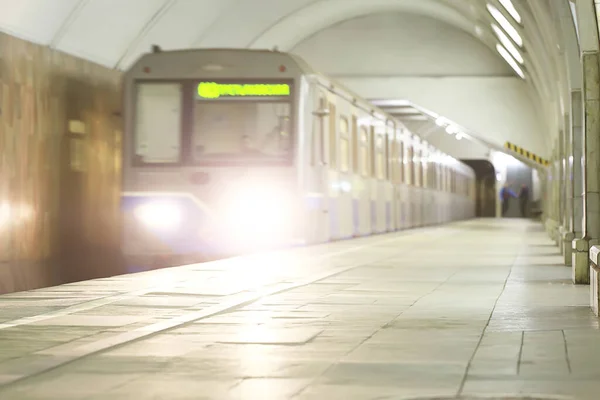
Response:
496,44,525,79
487,3,523,47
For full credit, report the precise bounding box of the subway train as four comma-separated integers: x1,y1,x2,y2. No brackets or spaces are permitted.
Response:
121,48,476,270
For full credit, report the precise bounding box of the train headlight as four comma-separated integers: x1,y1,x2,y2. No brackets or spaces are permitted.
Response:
134,201,182,231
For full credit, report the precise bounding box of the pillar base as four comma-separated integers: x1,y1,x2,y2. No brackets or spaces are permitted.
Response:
572,238,600,284
559,226,566,255
562,230,575,266
545,219,558,244
589,246,600,316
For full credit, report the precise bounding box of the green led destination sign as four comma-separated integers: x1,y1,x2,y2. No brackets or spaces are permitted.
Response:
197,82,291,99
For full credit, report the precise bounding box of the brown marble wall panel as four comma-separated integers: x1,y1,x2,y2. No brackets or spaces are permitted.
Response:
0,32,124,293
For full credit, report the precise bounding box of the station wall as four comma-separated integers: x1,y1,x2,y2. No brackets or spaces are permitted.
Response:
0,32,123,293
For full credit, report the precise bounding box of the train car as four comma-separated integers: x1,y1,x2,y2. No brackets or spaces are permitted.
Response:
121,48,475,270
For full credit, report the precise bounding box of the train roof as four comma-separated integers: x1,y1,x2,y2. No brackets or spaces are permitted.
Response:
129,48,474,177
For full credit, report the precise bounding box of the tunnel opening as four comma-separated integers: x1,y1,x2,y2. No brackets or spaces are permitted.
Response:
461,159,496,218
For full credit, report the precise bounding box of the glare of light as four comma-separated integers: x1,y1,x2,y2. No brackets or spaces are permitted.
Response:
491,151,521,170
134,201,182,231
487,3,523,47
435,117,446,126
456,133,463,141
18,204,33,220
340,181,352,193
496,172,502,181
446,125,458,134
496,44,525,79
498,0,522,24
0,203,10,227
331,181,352,193
475,25,484,37
221,184,292,243
492,24,523,64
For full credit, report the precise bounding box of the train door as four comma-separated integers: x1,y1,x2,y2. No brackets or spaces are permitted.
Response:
386,121,395,232
403,136,413,228
390,129,401,231
338,113,353,239
306,88,330,244
326,97,340,240
397,132,407,230
357,121,371,236
372,125,386,234
421,145,430,226
350,114,360,237
415,138,426,227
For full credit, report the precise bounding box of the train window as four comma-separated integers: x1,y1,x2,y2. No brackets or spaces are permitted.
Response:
436,162,444,191
421,149,428,189
340,116,349,135
384,134,390,180
375,134,385,180
312,96,326,166
398,140,404,184
191,100,292,162
360,127,369,177
340,137,349,172
328,102,337,168
134,83,183,163
352,116,359,173
414,148,422,187
339,116,350,173
406,142,414,185
369,127,376,177
452,170,456,193
391,139,399,184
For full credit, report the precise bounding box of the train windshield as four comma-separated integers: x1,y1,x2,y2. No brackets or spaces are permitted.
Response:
191,81,293,164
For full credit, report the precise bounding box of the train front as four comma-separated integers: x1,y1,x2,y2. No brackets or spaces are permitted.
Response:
121,50,304,271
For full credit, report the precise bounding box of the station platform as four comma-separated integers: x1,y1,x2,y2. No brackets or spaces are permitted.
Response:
0,219,597,399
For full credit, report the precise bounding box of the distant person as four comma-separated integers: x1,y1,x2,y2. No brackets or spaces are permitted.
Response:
519,184,530,217
500,183,517,217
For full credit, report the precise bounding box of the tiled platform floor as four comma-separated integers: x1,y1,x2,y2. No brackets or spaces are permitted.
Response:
0,219,597,399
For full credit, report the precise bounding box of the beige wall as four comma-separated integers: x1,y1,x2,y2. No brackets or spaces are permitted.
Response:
0,32,123,293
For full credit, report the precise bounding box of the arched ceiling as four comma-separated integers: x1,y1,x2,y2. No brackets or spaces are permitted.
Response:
0,0,576,159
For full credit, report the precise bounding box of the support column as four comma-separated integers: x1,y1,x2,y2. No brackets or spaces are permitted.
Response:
558,128,566,254
549,142,560,244
563,104,577,266
573,52,600,284
572,90,584,250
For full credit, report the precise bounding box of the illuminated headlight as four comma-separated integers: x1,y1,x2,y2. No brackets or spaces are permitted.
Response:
134,201,182,231
221,185,293,237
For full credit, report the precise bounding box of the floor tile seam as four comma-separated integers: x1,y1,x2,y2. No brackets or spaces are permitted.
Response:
0,237,431,393
561,329,573,374
288,255,465,400
516,330,525,374
0,230,426,332
0,265,357,392
457,245,522,395
0,223,466,393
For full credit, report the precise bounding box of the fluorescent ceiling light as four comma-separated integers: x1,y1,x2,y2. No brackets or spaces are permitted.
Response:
496,44,525,79
487,3,523,47
492,24,524,64
370,99,410,107
446,125,458,134
435,117,445,126
498,0,521,24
